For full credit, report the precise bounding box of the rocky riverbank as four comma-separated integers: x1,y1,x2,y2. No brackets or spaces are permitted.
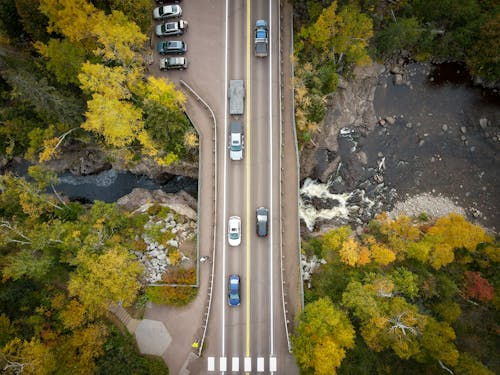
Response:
41,140,198,181
299,61,499,233
117,188,197,284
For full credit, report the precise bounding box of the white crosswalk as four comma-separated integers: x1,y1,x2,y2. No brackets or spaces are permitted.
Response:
207,357,277,372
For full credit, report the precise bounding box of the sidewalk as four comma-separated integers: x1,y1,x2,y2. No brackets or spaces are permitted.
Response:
280,0,303,330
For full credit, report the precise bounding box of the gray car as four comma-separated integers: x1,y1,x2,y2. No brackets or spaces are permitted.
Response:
157,40,187,55
256,207,269,237
155,20,187,37
160,57,188,70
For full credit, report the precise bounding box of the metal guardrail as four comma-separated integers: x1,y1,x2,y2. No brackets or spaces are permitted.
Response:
278,0,304,353
178,80,218,358
290,2,305,314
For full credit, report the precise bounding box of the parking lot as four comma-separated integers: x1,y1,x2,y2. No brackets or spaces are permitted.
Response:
149,0,226,116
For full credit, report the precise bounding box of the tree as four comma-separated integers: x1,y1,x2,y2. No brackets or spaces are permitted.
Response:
333,4,373,66
321,225,351,259
389,267,419,299
375,18,423,58
39,0,99,43
463,271,494,303
1,337,56,375
467,13,500,81
35,38,87,85
417,317,458,368
291,297,355,374
455,352,495,375
68,245,143,315
82,94,144,148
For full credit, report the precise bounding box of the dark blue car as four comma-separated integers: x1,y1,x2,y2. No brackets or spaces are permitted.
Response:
228,275,240,306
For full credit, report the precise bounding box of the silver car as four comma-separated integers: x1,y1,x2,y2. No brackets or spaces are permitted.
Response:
153,5,182,20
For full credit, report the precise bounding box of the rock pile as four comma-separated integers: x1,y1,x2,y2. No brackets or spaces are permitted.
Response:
133,210,196,284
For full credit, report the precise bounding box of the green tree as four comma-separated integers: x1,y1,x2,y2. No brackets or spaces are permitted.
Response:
375,18,423,58
292,297,355,374
35,38,87,86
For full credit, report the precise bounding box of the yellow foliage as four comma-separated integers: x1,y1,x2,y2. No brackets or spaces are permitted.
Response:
426,213,491,251
312,337,345,375
371,242,396,266
82,94,144,147
184,131,199,148
339,237,360,266
92,10,147,65
38,137,61,162
358,246,371,266
60,299,87,330
144,76,186,110
78,63,131,99
39,0,99,43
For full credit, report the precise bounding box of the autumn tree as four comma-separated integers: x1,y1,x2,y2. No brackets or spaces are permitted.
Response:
291,297,355,375
463,271,495,303
68,245,143,315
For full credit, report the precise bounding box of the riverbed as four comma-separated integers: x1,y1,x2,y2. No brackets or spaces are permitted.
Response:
300,62,499,232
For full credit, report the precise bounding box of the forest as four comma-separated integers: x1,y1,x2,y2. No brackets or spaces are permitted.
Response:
292,0,499,146
295,213,499,374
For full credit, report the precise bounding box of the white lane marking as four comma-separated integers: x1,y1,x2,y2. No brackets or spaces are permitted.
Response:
207,357,215,371
269,357,277,372
232,357,239,371
244,357,252,372
257,357,265,372
268,0,275,360
222,0,229,359
220,357,227,371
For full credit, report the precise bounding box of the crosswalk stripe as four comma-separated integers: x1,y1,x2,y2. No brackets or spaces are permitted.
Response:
220,357,227,371
232,357,239,371
244,357,252,372
207,357,215,371
257,357,264,372
269,357,277,372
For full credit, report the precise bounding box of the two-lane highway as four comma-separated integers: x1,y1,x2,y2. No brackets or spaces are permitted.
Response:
205,0,298,373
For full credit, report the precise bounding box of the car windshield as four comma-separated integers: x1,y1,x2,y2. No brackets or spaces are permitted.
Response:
231,134,241,151
257,214,267,221
229,231,239,240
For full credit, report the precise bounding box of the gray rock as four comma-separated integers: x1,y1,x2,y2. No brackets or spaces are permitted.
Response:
479,118,488,129
460,126,467,134
393,74,404,85
406,122,413,129
441,124,448,132
386,116,396,125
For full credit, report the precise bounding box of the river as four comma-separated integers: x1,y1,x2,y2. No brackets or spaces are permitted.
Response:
300,62,499,232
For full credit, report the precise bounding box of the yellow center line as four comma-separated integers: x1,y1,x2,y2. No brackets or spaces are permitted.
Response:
245,0,251,361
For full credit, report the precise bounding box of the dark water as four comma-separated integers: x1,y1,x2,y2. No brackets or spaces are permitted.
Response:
7,161,198,203
365,62,500,230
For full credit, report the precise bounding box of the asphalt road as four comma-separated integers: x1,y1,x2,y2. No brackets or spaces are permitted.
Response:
151,0,300,373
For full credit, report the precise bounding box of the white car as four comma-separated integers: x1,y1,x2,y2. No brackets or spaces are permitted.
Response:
153,5,182,20
228,216,241,246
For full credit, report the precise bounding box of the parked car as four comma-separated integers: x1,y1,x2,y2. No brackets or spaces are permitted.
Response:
155,20,187,37
156,0,181,3
256,207,269,237
153,5,182,20
157,40,187,55
159,57,188,70
228,275,241,306
228,216,241,246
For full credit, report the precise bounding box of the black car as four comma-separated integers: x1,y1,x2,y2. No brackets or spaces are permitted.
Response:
256,207,269,237
157,40,187,55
